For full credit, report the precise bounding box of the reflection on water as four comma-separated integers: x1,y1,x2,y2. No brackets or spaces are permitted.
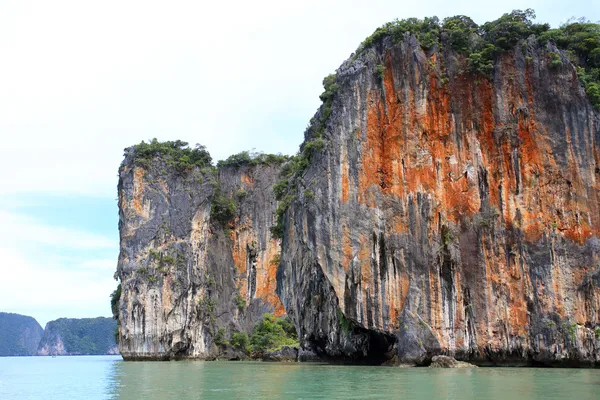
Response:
1,356,599,400
106,360,600,400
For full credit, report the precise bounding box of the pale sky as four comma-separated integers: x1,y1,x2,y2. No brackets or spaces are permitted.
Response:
0,0,598,327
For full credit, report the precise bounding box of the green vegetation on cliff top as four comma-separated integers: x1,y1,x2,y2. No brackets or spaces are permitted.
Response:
355,9,600,108
217,150,290,168
130,140,290,171
130,139,213,170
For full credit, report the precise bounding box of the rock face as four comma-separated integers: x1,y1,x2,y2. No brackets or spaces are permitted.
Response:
263,346,299,362
116,32,600,366
276,35,600,366
0,312,44,356
37,317,117,356
116,153,284,360
429,355,476,368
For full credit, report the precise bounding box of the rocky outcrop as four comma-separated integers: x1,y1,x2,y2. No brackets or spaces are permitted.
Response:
116,153,284,360
276,34,600,367
37,317,117,356
262,346,299,362
0,312,44,356
429,355,476,368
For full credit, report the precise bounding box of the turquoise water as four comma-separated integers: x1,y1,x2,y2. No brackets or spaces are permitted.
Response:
0,356,599,399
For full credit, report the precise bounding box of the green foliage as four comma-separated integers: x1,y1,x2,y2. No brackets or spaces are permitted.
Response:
356,11,544,77
198,296,217,324
110,284,121,320
211,190,237,226
585,82,600,107
549,51,563,68
39,317,117,355
161,255,176,265
567,323,578,342
337,309,355,333
441,225,454,247
234,293,246,312
270,252,281,266
130,139,212,171
319,74,339,102
214,328,227,347
442,15,479,53
302,137,326,159
536,20,600,108
466,44,497,75
217,151,291,168
375,64,385,78
250,313,298,353
148,248,160,259
481,9,549,51
595,327,600,339
352,10,600,105
356,16,441,54
148,249,177,273
271,193,294,238
231,332,250,351
0,312,44,356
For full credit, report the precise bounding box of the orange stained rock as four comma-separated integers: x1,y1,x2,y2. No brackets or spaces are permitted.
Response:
161,275,173,311
334,47,600,349
257,238,285,317
132,167,146,215
508,279,529,337
357,233,371,283
341,144,350,203
230,226,284,316
231,229,249,300
428,265,443,334
241,171,254,186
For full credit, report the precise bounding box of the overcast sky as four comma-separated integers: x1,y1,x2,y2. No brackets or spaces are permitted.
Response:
0,0,598,327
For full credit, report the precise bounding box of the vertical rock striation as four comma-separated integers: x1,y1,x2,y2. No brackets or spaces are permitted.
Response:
116,149,283,360
277,35,600,366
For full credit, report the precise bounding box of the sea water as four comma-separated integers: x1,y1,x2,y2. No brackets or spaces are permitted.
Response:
0,355,599,399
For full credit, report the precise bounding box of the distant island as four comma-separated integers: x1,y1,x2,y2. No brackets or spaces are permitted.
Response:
38,317,119,356
0,312,44,356
0,313,118,356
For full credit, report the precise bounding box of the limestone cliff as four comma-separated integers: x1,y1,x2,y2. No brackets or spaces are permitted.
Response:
115,149,284,360
116,13,600,366
277,34,600,366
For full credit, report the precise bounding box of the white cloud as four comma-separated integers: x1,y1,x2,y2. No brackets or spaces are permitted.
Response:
80,259,117,270
0,211,116,250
